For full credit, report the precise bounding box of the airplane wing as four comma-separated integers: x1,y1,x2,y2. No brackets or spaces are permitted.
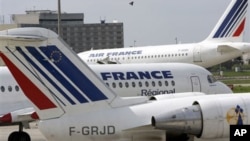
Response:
97,56,120,64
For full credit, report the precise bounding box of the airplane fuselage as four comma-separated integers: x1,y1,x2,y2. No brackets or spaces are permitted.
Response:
90,63,232,95
38,93,240,141
79,42,250,68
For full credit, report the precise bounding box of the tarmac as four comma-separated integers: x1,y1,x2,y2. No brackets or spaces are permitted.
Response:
0,122,47,141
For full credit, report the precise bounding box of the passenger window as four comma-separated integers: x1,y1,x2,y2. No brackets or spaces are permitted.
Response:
8,86,12,92
165,81,168,86
119,82,123,88
1,86,5,92
145,81,149,87
132,82,136,87
125,82,129,88
112,82,116,88
152,81,155,87
105,83,109,87
15,85,19,92
171,80,175,86
158,81,162,87
138,82,142,87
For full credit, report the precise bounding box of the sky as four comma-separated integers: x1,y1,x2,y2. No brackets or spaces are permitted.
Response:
0,0,249,47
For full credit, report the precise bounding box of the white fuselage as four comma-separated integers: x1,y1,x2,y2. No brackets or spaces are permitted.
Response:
39,93,243,141
79,42,250,68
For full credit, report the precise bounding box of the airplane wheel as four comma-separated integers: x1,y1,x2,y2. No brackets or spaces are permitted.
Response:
8,131,31,141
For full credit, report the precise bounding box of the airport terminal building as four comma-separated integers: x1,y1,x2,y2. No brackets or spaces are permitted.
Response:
0,10,124,53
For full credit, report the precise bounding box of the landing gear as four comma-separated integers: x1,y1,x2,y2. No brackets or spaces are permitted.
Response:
8,122,31,141
8,131,30,141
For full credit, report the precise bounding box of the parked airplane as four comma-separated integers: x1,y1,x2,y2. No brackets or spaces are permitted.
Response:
151,93,250,140
79,0,250,68
0,62,231,140
0,27,237,141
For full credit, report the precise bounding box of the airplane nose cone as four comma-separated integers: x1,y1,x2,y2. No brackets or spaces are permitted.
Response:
216,82,233,94
152,105,202,136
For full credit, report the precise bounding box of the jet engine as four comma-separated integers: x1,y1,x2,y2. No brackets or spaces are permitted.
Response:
151,95,250,139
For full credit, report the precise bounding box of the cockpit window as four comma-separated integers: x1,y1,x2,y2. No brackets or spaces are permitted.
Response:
207,75,217,83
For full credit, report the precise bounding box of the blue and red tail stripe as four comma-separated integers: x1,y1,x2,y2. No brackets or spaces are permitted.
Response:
3,45,108,107
38,46,108,102
16,47,75,106
213,0,247,38
16,45,108,105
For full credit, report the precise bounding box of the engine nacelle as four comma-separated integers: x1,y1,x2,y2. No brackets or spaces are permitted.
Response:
194,96,250,139
151,94,250,139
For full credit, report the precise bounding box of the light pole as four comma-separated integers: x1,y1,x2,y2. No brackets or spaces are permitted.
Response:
58,0,61,37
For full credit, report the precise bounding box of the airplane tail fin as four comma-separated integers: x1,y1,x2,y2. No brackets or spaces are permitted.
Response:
204,0,248,42
0,28,133,120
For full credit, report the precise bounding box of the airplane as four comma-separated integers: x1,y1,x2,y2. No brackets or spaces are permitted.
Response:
0,27,240,141
0,62,232,140
78,0,250,68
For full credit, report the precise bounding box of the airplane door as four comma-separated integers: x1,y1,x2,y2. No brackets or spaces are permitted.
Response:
193,45,202,62
190,76,201,92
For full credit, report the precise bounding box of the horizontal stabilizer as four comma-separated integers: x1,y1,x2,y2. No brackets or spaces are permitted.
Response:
0,35,47,41
217,45,241,53
0,27,53,41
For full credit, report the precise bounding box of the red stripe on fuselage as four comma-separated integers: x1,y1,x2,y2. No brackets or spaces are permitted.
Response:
233,18,245,37
0,52,57,110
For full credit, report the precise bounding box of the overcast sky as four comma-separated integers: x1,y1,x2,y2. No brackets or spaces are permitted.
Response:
0,0,249,47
